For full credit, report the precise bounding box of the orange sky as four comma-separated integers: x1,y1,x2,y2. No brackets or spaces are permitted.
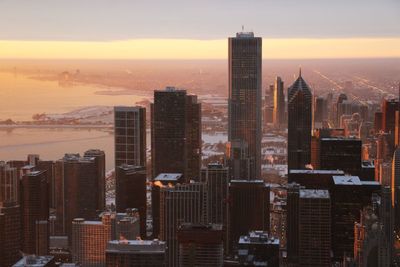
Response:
1,38,399,59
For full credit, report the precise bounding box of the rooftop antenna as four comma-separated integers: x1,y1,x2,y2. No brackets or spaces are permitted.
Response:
299,65,302,77
242,25,244,32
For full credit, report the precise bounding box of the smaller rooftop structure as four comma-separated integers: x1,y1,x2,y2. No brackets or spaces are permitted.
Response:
333,175,362,185
299,189,330,199
154,173,183,182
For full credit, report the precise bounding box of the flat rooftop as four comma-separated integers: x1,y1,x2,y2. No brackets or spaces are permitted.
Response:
13,256,54,267
300,189,330,199
107,239,166,253
333,175,362,185
154,173,183,182
290,169,345,175
239,231,279,245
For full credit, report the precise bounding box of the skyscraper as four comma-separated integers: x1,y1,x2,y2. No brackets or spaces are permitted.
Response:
54,154,99,239
115,165,147,238
273,76,285,128
287,69,312,170
20,170,49,255
392,147,400,232
0,162,21,267
177,223,224,267
159,182,207,267
83,149,106,213
228,31,262,180
228,180,270,254
114,106,146,168
151,87,201,181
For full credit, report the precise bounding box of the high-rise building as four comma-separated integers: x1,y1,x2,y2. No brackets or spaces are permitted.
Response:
71,211,140,267
287,69,312,170
392,148,400,233
375,111,384,133
237,231,279,266
382,98,398,134
84,149,106,212
0,162,21,267
200,163,229,225
314,96,327,127
114,106,146,168
54,153,99,239
177,223,224,267
151,173,184,240
287,186,331,267
159,182,207,267
21,170,49,255
151,87,201,181
331,175,380,260
336,93,348,127
228,180,270,254
273,76,285,128
228,31,262,179
115,164,147,238
106,239,166,267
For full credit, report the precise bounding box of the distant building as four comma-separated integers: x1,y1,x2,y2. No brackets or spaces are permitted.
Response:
287,186,331,267
382,98,398,134
71,211,140,267
114,106,146,168
237,230,279,266
21,170,49,255
287,69,312,170
151,87,201,181
273,76,285,128
106,239,166,267
228,31,262,179
0,162,21,267
228,180,270,254
115,165,147,238
177,223,224,267
392,148,400,233
13,255,55,267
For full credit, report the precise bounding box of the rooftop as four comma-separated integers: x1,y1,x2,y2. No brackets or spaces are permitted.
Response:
107,239,166,254
333,175,362,185
236,31,255,38
13,256,54,267
299,189,330,199
239,231,279,245
154,173,183,182
114,106,143,112
290,169,345,175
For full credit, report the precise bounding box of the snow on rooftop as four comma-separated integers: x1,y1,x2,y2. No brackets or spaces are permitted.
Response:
333,175,362,185
299,189,330,199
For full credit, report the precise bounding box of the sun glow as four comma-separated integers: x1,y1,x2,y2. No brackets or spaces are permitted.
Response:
0,38,399,59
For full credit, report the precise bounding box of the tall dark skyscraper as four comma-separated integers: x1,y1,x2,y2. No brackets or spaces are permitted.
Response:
0,162,21,267
287,69,312,170
21,170,49,255
114,106,146,168
273,76,285,128
151,87,201,181
228,31,262,180
84,149,106,212
115,165,147,238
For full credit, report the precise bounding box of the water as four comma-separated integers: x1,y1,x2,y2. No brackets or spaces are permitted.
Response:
0,72,146,121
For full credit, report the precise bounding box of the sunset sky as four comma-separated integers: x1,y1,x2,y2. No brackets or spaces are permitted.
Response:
0,0,399,59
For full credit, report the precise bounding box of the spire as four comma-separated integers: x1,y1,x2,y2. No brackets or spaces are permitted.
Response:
299,66,302,77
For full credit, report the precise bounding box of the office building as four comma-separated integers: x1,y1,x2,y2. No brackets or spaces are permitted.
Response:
115,165,147,238
228,180,270,254
331,175,380,260
114,106,146,168
288,169,345,189
392,147,400,232
71,211,140,267
287,69,312,170
287,186,331,267
228,31,262,179
54,153,99,238
151,173,183,239
21,170,49,255
159,182,207,267
382,98,398,134
84,149,106,212
177,223,224,267
237,231,279,266
0,162,21,267
151,87,201,181
273,76,285,127
106,239,166,267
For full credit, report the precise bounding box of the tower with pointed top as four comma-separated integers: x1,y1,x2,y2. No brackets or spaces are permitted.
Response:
228,31,262,180
287,69,312,170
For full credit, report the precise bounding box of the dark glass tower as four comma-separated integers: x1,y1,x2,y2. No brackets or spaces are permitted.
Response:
228,31,262,180
287,69,312,170
273,76,285,128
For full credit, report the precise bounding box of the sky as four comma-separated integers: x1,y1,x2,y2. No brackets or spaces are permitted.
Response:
0,0,399,59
